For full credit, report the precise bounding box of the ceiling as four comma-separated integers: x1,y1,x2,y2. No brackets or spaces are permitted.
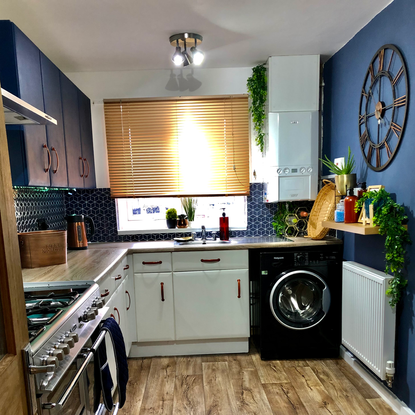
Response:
0,0,392,73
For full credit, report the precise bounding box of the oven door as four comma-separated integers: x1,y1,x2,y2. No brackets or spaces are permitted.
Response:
39,330,119,415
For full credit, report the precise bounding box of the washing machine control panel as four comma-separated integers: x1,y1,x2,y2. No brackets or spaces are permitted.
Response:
294,252,338,266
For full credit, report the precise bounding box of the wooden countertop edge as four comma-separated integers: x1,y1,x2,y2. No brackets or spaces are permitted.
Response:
22,237,342,284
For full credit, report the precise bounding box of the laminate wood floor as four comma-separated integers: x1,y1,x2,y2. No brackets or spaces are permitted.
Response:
119,344,396,415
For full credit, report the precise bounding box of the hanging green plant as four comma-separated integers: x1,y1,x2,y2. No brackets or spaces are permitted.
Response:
355,188,411,307
247,64,267,153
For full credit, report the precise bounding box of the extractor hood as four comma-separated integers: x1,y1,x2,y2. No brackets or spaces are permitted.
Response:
1,88,57,126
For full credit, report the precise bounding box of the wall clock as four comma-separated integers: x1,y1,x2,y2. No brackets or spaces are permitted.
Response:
358,44,408,171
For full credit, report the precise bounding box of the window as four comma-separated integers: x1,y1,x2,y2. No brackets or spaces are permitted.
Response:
104,96,250,198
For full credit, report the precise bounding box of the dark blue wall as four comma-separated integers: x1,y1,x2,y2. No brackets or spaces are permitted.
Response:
323,0,415,409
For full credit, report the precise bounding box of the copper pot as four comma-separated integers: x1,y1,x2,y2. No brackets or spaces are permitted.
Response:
177,214,188,228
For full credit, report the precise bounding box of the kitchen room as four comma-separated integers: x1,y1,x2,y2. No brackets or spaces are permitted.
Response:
0,0,414,414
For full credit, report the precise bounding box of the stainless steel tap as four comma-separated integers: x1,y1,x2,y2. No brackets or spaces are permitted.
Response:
201,225,207,244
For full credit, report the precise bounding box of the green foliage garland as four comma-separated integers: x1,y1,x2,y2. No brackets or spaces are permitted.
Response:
247,64,267,152
272,202,295,237
355,188,411,306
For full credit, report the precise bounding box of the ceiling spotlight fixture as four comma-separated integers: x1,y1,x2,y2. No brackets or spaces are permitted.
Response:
172,39,185,66
169,33,204,67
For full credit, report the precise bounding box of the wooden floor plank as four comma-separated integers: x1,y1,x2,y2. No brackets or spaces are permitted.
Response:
251,352,290,384
140,357,176,415
307,359,378,415
173,375,205,415
201,355,228,363
335,359,380,399
202,362,238,415
227,353,256,375
367,398,397,415
280,359,309,368
285,366,343,415
176,356,203,375
230,369,273,415
119,358,151,415
263,383,309,415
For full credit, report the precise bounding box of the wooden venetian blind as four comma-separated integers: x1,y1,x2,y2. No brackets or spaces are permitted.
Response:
104,96,250,198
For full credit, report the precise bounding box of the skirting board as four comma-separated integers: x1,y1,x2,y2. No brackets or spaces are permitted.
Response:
130,338,249,358
341,346,415,415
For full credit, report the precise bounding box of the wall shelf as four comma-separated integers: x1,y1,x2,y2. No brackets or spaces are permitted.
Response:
322,220,380,235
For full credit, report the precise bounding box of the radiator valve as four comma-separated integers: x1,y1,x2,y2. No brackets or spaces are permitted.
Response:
385,361,395,388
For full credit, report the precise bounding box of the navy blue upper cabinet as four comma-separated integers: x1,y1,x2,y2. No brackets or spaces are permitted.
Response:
78,91,96,188
60,73,84,188
0,20,50,186
40,52,68,187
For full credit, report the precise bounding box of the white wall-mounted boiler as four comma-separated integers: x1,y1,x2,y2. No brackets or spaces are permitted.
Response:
263,111,318,203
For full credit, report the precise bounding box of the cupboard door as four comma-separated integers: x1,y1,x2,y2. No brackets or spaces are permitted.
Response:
125,257,137,348
135,272,175,342
173,269,249,340
40,53,68,187
103,296,118,394
78,91,96,188
14,25,49,186
61,73,84,188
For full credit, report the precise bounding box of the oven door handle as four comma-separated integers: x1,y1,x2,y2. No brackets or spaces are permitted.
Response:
42,330,108,413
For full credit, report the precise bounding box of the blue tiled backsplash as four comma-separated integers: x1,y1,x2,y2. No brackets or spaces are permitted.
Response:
14,184,311,242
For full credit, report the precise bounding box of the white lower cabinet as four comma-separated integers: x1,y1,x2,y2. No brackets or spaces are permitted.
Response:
173,269,249,340
135,272,175,342
103,296,118,394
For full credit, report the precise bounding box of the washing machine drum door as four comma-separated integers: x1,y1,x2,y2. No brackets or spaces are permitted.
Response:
269,270,331,330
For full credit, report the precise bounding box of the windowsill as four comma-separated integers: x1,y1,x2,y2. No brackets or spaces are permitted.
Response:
118,227,246,235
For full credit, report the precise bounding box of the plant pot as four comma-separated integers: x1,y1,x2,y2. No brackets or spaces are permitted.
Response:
335,174,356,196
166,219,177,229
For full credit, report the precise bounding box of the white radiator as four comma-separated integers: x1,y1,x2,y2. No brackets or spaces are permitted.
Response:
342,261,396,380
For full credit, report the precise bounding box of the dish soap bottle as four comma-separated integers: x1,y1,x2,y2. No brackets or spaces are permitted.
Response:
220,208,229,241
344,188,359,223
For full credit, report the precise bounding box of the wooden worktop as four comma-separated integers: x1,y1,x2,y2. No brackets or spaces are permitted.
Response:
21,236,342,284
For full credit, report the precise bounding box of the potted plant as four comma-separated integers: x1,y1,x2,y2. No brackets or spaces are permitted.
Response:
355,188,411,306
181,197,197,227
166,208,178,229
320,146,356,195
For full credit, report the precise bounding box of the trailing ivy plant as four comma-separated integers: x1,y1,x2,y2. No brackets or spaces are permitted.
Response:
247,64,267,152
355,188,411,307
272,202,295,237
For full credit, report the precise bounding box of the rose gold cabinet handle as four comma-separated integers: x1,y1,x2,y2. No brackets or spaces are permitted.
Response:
126,290,131,310
101,289,110,298
160,282,165,302
115,275,122,281
84,158,90,178
43,144,51,173
113,307,120,324
142,261,162,265
79,156,85,178
123,265,130,270
51,147,59,174
237,279,241,298
201,258,221,263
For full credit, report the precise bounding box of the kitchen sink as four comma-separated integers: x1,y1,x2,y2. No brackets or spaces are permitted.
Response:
174,239,238,246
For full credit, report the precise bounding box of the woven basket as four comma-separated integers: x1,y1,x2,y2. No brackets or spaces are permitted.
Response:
307,180,336,240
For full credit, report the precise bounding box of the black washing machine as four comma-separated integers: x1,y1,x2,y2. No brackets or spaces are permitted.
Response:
250,245,343,360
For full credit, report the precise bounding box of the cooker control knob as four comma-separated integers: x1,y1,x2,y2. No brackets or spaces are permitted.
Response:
91,307,99,316
46,356,59,368
68,332,79,343
48,348,64,361
82,310,96,322
63,337,75,348
54,343,70,355
93,299,104,309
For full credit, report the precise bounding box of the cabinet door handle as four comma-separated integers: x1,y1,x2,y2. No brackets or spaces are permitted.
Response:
51,147,59,174
113,307,120,324
101,289,110,298
126,290,131,310
84,158,90,178
123,265,130,270
160,282,165,302
115,275,122,281
142,261,162,265
43,144,51,173
79,157,85,178
201,258,221,263
237,279,241,298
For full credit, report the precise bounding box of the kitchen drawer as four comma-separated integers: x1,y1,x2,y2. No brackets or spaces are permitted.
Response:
98,272,116,303
172,250,248,272
133,252,172,273
122,255,131,277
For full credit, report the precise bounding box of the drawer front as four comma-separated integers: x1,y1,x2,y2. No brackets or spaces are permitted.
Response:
172,250,249,271
98,273,116,303
122,255,131,277
133,252,172,273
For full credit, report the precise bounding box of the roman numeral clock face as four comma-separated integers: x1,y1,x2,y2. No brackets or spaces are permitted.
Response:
359,44,409,171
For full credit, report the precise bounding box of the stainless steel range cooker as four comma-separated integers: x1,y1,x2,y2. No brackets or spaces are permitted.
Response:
23,281,116,415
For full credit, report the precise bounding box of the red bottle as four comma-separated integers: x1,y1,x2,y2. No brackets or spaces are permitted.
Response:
219,209,229,241
344,188,359,223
